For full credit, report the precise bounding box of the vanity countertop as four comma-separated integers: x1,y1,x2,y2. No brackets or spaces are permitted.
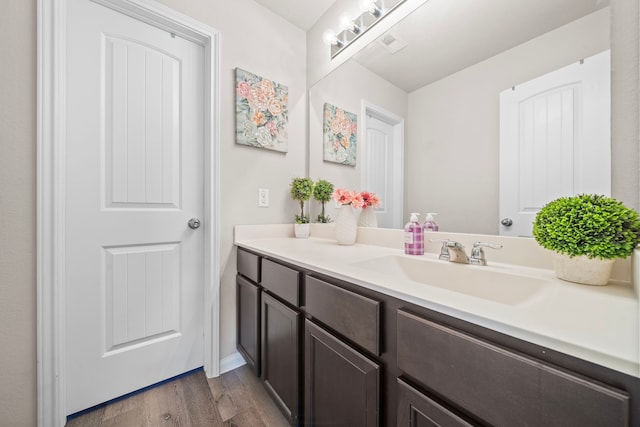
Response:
234,224,639,378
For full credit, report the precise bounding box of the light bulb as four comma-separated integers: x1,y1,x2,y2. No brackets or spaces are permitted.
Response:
339,13,354,31
339,12,360,34
322,29,338,46
359,0,381,17
359,0,375,12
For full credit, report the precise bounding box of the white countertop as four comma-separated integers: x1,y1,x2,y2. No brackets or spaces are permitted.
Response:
234,224,640,377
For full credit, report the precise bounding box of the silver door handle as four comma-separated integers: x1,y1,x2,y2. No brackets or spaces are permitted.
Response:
188,218,201,229
501,218,513,226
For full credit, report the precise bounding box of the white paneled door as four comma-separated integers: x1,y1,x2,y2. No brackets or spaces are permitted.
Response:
499,50,610,237
362,106,404,229
65,0,204,414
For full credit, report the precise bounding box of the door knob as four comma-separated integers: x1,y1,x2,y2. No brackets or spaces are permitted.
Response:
188,218,201,229
501,218,513,227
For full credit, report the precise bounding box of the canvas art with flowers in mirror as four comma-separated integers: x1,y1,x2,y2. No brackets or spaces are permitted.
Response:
323,103,357,166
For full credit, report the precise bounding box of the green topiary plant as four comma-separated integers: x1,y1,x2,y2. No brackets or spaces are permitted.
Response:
290,177,314,224
532,194,640,259
313,179,334,223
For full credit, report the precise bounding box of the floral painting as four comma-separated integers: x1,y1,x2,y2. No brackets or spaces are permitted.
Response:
236,68,288,152
323,103,357,166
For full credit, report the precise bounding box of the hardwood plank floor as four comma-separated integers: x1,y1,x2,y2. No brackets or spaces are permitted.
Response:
65,365,289,427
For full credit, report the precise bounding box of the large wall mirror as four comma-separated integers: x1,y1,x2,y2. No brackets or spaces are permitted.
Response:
308,0,616,235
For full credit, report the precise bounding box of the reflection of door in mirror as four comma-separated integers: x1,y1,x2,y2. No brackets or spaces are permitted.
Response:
362,102,404,228
499,50,610,237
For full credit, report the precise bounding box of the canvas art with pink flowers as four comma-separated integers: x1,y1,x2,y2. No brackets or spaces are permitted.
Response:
323,103,357,166
236,68,288,152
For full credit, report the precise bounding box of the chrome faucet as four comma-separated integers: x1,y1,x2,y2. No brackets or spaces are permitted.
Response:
433,239,469,264
470,241,503,265
433,239,502,265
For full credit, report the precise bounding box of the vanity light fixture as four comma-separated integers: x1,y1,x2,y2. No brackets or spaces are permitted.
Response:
323,0,407,58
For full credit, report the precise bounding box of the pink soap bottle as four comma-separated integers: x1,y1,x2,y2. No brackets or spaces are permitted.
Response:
404,213,424,255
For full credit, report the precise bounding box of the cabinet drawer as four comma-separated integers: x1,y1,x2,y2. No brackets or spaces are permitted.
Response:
397,378,473,427
305,276,380,355
261,258,301,307
397,310,629,427
237,248,260,283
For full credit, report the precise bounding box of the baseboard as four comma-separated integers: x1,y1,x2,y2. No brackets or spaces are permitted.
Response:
219,352,246,374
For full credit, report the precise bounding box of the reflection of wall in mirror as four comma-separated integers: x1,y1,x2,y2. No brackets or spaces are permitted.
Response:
308,59,408,222
406,8,609,235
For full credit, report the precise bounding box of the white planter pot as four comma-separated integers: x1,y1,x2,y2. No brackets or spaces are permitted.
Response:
552,252,615,286
294,223,310,239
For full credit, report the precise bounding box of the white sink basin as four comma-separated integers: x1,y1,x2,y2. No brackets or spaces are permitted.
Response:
350,255,547,305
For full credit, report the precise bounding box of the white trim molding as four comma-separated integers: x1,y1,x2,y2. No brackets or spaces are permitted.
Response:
37,1,220,425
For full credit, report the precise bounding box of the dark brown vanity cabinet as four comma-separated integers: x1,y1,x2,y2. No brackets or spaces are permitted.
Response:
236,249,261,376
236,247,640,427
304,276,382,426
397,310,630,427
397,378,474,427
236,275,261,376
262,292,301,425
260,258,303,425
305,319,380,427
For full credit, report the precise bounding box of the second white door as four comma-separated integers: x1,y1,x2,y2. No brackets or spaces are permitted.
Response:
499,50,610,237
65,0,205,414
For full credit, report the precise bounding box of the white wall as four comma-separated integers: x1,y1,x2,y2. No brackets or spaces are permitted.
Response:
0,1,37,426
308,60,408,220
406,9,610,234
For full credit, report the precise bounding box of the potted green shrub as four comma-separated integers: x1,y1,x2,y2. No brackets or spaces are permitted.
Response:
290,177,314,238
532,194,640,285
313,179,334,223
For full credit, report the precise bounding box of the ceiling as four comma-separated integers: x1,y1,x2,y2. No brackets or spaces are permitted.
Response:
354,0,609,92
253,0,337,31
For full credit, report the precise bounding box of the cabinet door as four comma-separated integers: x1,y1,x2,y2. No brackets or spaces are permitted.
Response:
262,292,301,425
397,379,474,427
236,275,260,376
305,320,380,427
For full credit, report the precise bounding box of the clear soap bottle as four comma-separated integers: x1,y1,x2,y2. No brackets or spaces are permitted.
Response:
404,213,424,255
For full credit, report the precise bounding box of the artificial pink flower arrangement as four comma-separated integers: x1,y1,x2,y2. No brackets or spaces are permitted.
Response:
331,189,381,209
360,191,381,208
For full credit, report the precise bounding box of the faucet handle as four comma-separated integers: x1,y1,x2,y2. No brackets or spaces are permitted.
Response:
470,241,503,265
429,239,451,261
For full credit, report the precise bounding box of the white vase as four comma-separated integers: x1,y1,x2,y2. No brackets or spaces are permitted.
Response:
552,252,615,286
335,205,358,245
358,206,378,228
294,223,310,239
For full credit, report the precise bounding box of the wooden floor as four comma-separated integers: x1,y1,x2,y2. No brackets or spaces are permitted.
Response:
66,365,290,427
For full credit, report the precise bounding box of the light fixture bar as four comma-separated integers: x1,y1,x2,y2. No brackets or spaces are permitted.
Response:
325,0,407,58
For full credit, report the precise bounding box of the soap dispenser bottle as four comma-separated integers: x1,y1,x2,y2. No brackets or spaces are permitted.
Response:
424,213,439,232
404,213,424,255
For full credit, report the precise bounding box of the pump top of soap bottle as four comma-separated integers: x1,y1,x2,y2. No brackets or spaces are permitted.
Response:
424,213,439,232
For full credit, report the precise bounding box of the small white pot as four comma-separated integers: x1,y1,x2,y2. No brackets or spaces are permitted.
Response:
552,252,615,286
294,223,310,239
